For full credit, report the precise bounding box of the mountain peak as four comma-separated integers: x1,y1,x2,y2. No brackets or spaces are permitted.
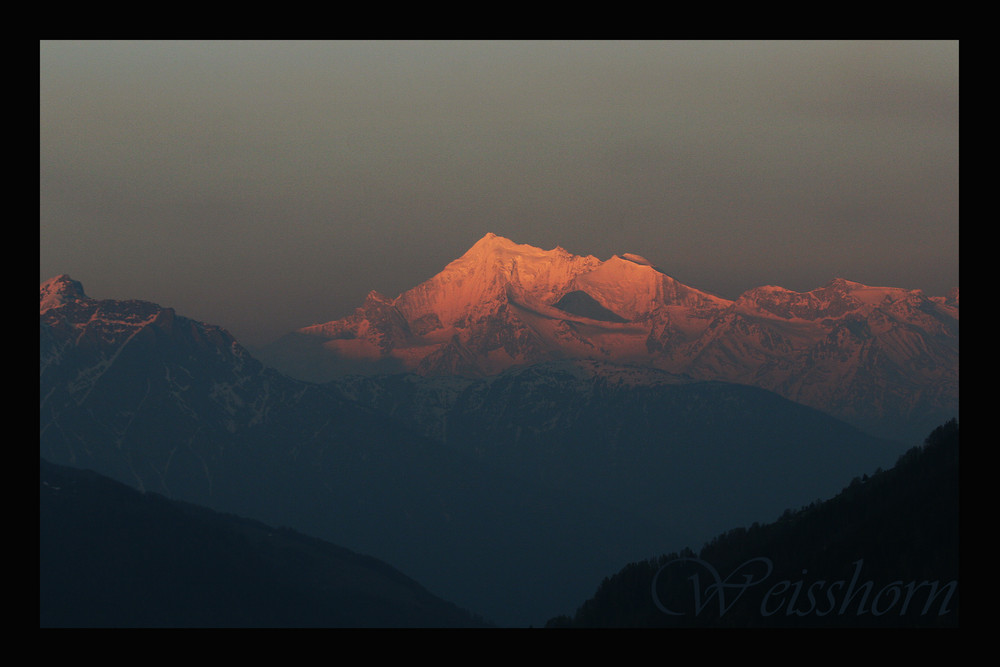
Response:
460,233,552,262
823,277,868,292
396,235,603,329
40,275,88,313
466,232,518,254
460,234,590,265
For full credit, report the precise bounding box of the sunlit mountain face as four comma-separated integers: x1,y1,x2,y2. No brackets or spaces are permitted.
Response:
258,233,958,441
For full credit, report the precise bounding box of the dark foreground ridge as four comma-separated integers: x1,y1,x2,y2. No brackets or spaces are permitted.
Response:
39,458,490,628
547,419,959,628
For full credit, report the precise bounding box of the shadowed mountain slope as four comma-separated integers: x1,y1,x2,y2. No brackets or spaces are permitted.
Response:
40,458,489,628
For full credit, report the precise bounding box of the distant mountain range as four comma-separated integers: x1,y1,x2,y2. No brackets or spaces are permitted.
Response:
39,235,957,626
258,233,958,442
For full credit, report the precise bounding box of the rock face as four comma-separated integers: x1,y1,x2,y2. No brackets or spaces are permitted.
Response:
258,234,959,440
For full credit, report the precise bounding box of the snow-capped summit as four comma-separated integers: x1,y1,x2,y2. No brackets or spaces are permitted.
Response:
263,234,703,378
392,233,602,331
254,234,958,438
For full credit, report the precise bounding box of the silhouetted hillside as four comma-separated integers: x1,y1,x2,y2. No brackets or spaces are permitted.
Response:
547,420,959,628
40,458,489,628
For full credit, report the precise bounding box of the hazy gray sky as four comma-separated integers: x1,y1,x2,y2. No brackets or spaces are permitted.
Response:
40,40,959,347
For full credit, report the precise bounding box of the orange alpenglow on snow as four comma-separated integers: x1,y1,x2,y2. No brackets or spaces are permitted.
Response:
285,233,730,378
263,232,957,427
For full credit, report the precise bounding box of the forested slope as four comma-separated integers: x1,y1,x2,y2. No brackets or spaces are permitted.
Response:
547,420,959,628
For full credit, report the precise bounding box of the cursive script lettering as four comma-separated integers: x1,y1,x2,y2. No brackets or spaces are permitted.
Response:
651,557,773,616
652,557,957,620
